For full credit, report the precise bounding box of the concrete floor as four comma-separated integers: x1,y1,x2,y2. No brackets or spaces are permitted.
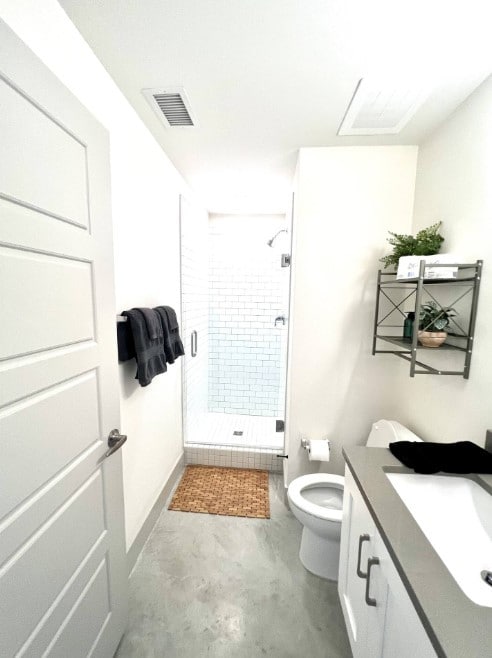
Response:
116,474,352,658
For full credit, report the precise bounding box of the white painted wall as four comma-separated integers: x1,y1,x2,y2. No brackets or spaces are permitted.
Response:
389,77,492,445
286,146,418,483
0,0,201,548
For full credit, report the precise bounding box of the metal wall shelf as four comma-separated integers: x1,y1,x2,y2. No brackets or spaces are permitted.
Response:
376,335,466,352
372,260,483,378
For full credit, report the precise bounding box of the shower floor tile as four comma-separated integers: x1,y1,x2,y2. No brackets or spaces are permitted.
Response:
184,413,284,472
203,412,284,449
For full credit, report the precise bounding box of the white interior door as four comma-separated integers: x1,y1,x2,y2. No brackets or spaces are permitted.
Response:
0,21,127,658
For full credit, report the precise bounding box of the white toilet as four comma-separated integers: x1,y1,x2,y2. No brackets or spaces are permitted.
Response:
287,419,422,580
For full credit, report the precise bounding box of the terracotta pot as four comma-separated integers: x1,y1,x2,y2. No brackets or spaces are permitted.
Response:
418,330,447,348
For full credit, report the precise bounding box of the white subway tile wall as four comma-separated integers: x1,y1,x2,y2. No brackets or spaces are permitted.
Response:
180,198,209,444
208,215,289,416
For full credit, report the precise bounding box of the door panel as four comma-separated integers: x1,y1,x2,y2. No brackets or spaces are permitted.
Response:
0,246,94,358
0,343,99,408
1,474,105,656
20,543,108,658
0,371,99,517
0,20,127,658
0,196,93,263
0,75,89,227
47,559,111,658
0,441,102,577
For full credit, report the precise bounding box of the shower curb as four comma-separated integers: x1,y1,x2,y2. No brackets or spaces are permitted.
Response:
184,443,283,473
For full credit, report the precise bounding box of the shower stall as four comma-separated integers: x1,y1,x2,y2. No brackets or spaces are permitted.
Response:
180,198,291,472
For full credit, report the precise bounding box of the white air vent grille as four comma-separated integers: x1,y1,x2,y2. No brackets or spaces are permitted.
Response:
338,78,428,136
142,87,196,128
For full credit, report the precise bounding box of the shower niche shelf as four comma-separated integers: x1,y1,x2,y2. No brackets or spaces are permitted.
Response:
372,260,482,378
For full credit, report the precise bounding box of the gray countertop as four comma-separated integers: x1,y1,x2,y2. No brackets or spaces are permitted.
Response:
343,446,492,658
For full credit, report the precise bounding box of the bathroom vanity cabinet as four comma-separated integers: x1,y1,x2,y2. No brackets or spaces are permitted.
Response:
338,468,437,658
372,260,482,378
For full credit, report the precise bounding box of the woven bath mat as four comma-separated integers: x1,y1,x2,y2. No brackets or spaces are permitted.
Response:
169,465,270,519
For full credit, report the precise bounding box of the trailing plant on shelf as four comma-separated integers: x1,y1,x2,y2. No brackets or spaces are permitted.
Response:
418,301,455,348
380,221,445,269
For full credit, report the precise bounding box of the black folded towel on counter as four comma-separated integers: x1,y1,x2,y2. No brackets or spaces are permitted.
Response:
389,440,492,475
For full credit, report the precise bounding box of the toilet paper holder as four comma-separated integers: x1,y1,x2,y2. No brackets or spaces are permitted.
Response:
301,437,330,450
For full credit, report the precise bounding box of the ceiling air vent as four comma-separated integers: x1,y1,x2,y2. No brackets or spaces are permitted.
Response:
142,87,196,127
338,78,428,136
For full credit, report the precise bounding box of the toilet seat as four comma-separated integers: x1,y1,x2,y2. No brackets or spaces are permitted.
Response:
288,474,345,522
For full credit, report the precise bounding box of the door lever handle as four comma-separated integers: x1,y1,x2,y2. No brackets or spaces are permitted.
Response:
105,429,127,458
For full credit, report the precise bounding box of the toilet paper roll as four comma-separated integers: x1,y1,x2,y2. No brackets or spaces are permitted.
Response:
308,439,330,462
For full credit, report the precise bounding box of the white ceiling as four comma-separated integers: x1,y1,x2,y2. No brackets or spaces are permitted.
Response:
59,0,492,214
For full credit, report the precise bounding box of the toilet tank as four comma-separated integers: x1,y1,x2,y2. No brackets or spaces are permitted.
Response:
366,419,423,447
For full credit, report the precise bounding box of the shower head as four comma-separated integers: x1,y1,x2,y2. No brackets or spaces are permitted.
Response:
267,229,288,247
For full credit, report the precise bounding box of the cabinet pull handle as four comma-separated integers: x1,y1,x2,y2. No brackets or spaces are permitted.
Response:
365,557,380,607
356,534,370,578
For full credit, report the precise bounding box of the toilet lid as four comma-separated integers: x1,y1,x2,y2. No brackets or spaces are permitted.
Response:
288,473,345,522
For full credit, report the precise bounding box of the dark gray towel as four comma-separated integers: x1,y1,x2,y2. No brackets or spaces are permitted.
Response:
154,306,185,363
161,305,179,331
117,320,135,361
122,309,167,386
137,308,163,340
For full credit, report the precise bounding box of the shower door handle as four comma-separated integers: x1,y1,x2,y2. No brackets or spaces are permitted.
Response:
191,330,198,357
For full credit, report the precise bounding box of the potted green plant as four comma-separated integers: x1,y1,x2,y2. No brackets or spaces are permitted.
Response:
418,301,455,347
381,222,445,270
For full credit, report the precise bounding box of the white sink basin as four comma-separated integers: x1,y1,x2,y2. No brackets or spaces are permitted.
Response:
386,472,492,607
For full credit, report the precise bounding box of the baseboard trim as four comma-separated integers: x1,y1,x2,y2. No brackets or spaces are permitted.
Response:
127,452,185,575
